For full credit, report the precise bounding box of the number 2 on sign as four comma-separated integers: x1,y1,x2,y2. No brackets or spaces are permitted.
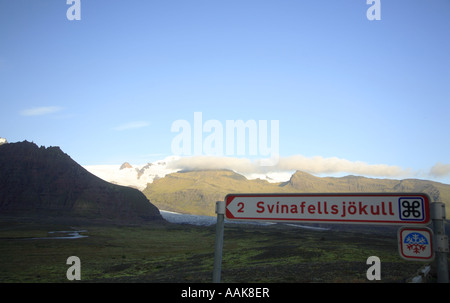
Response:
237,202,245,213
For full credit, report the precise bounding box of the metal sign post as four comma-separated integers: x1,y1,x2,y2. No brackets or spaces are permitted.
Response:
212,201,225,283
431,202,449,283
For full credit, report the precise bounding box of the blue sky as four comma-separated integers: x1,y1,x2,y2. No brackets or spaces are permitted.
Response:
1,0,449,184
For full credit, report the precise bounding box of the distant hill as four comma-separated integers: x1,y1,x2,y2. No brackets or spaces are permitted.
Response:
143,169,450,217
0,141,163,224
143,170,281,215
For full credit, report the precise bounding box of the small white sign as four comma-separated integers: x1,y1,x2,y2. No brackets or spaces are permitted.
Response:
398,227,434,261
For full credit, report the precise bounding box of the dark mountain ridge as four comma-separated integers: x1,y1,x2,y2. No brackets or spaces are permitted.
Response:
0,141,163,224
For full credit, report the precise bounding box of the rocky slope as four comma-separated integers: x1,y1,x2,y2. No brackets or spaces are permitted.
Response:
0,141,163,224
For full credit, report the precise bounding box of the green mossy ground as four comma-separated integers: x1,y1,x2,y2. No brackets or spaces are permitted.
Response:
0,218,439,283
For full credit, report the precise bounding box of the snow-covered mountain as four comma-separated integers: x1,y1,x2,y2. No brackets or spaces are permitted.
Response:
83,156,292,191
84,157,179,190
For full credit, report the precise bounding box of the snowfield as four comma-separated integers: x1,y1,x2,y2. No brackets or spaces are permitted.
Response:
83,157,292,191
84,158,179,190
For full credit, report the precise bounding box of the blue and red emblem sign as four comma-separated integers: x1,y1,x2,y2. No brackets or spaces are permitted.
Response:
398,227,434,261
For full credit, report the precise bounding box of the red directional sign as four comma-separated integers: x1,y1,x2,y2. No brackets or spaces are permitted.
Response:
225,193,430,225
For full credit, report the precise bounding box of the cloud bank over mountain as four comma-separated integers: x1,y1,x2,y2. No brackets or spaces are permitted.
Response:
85,154,450,191
166,154,413,179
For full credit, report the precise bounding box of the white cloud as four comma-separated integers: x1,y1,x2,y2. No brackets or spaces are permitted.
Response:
167,156,255,172
429,162,450,178
166,154,412,178
275,155,409,177
113,121,149,131
20,106,63,116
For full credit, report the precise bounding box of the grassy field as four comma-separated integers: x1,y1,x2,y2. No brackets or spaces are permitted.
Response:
0,217,440,283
